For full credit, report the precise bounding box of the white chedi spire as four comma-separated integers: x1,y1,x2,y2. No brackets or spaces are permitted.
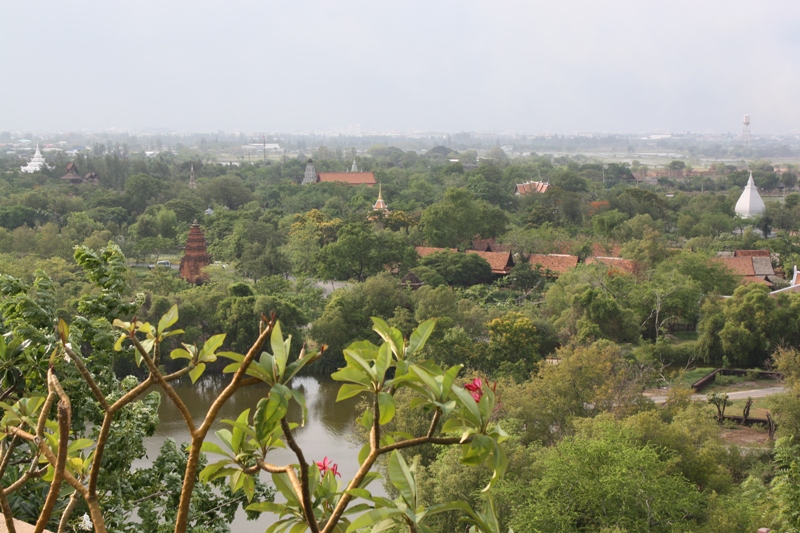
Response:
20,143,50,173
351,157,359,173
735,171,766,219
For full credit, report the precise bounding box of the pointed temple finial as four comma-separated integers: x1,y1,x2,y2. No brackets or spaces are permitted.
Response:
189,164,197,190
351,157,359,173
372,182,388,212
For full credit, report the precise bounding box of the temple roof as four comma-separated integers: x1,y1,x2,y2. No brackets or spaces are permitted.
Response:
734,172,766,218
514,180,549,195
529,254,579,276
465,250,515,275
318,172,377,185
585,256,641,276
372,183,388,211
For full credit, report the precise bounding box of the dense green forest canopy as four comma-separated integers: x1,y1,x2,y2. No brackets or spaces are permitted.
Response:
4,146,800,531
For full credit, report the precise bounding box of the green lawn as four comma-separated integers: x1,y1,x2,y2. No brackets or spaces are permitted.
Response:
670,367,716,387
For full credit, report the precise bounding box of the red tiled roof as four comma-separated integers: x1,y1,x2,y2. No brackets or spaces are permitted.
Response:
465,250,514,274
589,243,622,257
585,256,641,276
713,257,755,276
415,246,457,257
741,276,774,287
734,249,770,257
514,181,549,195
529,254,579,276
317,172,377,185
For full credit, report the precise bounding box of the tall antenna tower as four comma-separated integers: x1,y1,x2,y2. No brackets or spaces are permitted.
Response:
741,114,751,146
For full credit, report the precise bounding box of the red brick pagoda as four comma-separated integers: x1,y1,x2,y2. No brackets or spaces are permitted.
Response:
179,220,211,284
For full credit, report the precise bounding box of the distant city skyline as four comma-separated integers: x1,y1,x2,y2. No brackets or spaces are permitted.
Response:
2,1,799,134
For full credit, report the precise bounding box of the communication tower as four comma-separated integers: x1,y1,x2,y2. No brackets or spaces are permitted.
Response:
741,114,751,146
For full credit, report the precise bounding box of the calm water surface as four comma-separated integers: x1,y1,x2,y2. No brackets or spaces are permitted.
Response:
137,375,378,531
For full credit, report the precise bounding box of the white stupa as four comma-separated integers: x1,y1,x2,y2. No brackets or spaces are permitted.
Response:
734,171,766,218
20,143,50,173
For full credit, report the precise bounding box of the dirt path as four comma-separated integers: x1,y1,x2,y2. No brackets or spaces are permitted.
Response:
644,386,786,404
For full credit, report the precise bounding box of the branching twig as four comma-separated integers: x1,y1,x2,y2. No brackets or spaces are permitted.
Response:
34,371,71,533
281,418,319,533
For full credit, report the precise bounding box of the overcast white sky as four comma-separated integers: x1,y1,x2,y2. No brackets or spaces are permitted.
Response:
2,1,799,133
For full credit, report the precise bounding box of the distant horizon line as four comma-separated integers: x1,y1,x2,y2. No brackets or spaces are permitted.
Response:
2,128,799,138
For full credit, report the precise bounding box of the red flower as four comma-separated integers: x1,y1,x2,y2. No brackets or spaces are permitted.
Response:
316,456,341,477
464,378,483,402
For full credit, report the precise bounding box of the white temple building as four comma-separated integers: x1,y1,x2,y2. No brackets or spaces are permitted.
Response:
734,171,766,219
20,144,50,173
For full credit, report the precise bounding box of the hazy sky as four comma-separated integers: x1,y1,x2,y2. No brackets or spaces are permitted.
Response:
2,1,800,133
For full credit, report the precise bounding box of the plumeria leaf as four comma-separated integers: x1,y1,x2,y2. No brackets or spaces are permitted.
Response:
170,348,193,361
157,304,179,334
188,363,205,384
337,383,369,401
378,392,395,425
407,319,435,358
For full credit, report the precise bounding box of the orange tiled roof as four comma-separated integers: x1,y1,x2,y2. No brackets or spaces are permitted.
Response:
465,250,514,274
415,246,457,258
589,243,622,257
734,249,770,257
714,257,756,276
585,256,641,276
317,172,377,185
529,254,579,276
741,276,774,287
514,181,549,195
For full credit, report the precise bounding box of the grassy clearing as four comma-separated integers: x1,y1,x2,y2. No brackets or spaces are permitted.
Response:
703,375,780,393
669,367,716,387
670,331,698,343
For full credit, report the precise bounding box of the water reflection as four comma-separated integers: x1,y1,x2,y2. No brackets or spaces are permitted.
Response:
136,375,378,532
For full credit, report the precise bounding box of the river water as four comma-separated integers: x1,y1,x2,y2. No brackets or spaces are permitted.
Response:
136,375,377,531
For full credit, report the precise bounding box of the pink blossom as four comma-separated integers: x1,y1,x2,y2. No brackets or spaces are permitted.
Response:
316,456,341,477
464,378,483,402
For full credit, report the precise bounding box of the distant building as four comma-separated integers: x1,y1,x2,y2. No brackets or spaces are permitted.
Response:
713,255,775,287
301,157,377,186
372,183,389,213
529,254,579,277
734,171,766,218
20,144,50,173
301,159,317,185
400,272,424,290
189,164,197,190
514,180,549,196
317,172,377,186
585,256,642,276
59,163,99,185
179,220,212,285
465,250,515,275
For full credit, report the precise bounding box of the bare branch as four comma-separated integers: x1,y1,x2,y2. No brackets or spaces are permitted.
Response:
58,492,81,533
281,418,319,533
35,372,71,533
62,342,110,412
